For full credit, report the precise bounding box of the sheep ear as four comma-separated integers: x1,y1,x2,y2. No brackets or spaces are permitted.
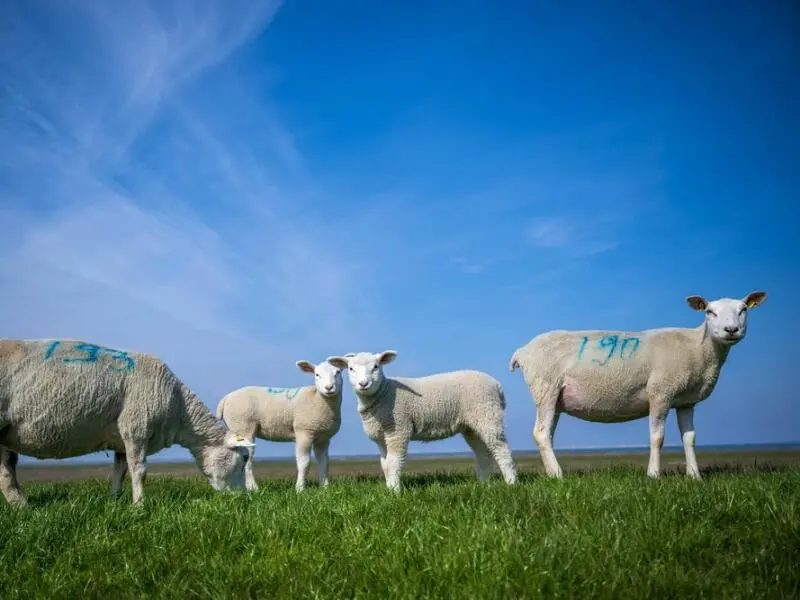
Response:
377,350,397,365
296,360,316,374
743,291,767,309
326,356,349,369
343,352,357,358
225,433,255,449
686,295,707,311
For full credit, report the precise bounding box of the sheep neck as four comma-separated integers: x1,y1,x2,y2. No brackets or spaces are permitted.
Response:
176,386,226,456
356,378,389,414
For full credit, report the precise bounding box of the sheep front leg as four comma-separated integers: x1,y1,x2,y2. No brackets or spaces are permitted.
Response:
646,404,669,479
244,442,259,492
676,406,701,480
376,438,389,482
111,452,128,498
294,434,312,493
313,440,330,488
124,442,148,504
0,447,27,507
384,436,409,493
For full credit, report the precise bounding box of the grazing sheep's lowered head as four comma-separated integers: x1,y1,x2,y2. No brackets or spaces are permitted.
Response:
327,350,397,396
202,429,255,492
688,290,767,346
296,359,344,398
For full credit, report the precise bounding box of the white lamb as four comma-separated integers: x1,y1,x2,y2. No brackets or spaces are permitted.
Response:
508,291,768,480
326,350,517,491
0,338,254,506
215,359,343,492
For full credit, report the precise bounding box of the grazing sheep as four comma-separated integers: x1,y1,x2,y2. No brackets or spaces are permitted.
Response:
0,338,254,506
326,351,517,491
508,291,768,480
215,359,343,492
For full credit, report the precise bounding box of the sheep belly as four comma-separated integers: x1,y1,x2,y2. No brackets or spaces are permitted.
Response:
558,380,650,423
409,398,463,441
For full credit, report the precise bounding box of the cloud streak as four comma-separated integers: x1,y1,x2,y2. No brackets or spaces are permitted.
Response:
0,0,397,465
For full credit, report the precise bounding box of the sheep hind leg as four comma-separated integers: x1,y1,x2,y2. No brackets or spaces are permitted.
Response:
111,452,128,498
533,387,563,478
463,431,495,482
477,429,517,485
0,447,27,507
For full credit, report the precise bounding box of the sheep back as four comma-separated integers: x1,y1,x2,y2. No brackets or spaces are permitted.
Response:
0,338,190,459
361,370,506,442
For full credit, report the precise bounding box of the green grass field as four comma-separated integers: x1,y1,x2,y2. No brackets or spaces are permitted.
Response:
2,448,799,599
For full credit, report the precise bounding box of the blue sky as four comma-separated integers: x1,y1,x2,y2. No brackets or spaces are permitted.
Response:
1,0,798,465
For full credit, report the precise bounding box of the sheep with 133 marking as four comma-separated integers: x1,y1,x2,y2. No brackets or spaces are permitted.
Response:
327,351,517,491
216,359,343,492
0,338,254,506
508,291,768,480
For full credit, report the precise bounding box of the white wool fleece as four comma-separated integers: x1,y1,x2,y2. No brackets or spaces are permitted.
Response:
327,350,517,491
216,359,343,492
509,290,767,481
0,338,253,506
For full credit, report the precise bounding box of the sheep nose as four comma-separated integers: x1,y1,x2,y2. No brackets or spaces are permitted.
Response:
358,380,369,389
324,384,334,392
724,325,739,334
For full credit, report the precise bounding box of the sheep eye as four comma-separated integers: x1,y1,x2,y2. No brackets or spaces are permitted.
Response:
706,309,717,317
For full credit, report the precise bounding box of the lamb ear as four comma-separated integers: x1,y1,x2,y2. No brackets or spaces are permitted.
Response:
743,291,767,309
686,295,707,311
296,360,316,374
377,350,397,365
326,356,349,369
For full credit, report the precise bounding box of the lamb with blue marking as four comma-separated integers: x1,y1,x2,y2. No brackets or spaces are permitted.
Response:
327,350,517,491
508,291,767,480
216,359,343,492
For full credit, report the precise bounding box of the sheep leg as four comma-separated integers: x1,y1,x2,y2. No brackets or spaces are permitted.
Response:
463,431,494,482
676,406,701,480
384,436,408,492
478,429,518,485
0,447,27,507
313,440,330,488
294,434,312,493
646,405,668,479
111,452,128,498
124,442,148,503
376,438,389,481
244,442,259,492
533,394,563,478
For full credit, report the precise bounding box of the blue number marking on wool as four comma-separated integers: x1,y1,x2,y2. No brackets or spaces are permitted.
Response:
576,335,642,365
44,340,136,371
265,387,300,400
592,335,619,366
620,336,640,359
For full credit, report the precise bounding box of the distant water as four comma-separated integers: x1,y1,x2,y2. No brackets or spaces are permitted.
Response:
19,442,800,466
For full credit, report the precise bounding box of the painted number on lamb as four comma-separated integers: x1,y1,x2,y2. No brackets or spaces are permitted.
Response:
577,335,640,366
44,340,136,371
265,387,300,400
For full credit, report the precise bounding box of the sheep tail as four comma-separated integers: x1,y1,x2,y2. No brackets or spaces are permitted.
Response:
508,350,520,372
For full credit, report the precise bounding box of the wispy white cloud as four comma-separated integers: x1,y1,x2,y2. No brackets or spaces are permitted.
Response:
0,0,390,452
527,215,620,257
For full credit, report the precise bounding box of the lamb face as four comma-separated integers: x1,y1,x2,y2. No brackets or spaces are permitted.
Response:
329,351,397,396
687,290,767,346
297,359,343,398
